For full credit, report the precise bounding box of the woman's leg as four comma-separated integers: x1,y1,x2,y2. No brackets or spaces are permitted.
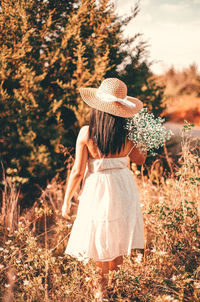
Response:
108,256,123,286
95,256,123,288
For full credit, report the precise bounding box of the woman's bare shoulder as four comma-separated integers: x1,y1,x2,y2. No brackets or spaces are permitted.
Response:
77,125,89,143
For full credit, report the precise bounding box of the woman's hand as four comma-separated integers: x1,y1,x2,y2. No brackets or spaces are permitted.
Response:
62,203,71,219
129,145,147,165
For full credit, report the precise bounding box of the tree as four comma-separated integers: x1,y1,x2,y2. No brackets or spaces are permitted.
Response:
0,0,165,206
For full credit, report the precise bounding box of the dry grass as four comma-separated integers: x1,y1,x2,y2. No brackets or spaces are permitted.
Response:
0,127,200,301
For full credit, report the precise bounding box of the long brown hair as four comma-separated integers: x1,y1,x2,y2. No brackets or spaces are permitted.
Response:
89,108,128,155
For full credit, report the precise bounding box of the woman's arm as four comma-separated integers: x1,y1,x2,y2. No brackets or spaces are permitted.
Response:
62,126,88,219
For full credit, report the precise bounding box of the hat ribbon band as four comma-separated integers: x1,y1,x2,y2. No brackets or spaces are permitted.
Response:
96,91,136,109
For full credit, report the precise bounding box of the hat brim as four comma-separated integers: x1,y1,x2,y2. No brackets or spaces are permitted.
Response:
79,87,143,118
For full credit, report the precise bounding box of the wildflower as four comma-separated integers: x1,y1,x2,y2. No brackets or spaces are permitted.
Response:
23,280,29,286
10,246,15,250
4,249,9,253
135,253,143,264
5,284,10,288
135,170,140,175
94,291,101,299
85,277,90,282
83,258,89,265
194,282,200,289
0,264,4,269
157,251,167,256
164,296,174,301
5,240,12,245
0,247,4,251
66,223,72,228
171,275,176,281
16,259,21,264
78,254,89,265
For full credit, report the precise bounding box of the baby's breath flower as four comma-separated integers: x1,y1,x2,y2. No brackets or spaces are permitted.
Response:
0,264,4,269
5,284,10,288
125,108,173,154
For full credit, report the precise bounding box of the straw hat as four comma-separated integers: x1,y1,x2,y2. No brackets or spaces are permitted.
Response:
79,78,143,118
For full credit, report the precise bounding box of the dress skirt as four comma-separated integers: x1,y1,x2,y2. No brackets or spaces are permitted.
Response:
65,156,144,262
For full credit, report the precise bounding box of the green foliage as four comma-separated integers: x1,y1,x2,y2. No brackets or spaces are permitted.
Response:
0,0,80,192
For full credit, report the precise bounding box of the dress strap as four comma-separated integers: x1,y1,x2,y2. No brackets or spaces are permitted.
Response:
127,144,135,156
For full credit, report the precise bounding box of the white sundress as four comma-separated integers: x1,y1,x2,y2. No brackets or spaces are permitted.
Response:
65,154,144,262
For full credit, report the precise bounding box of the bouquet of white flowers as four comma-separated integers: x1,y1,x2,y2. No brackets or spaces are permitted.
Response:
125,108,173,155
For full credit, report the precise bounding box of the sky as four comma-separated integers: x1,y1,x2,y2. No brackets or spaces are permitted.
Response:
114,0,200,74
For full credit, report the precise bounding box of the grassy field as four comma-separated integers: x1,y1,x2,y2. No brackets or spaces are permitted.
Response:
0,127,200,302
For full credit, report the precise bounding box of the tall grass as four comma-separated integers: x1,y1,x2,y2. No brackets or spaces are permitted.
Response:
0,127,200,301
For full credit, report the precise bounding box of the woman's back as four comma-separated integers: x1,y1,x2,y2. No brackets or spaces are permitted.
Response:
86,126,132,159
81,125,146,165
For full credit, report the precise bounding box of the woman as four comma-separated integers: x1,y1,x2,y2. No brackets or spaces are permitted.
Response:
62,78,146,291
